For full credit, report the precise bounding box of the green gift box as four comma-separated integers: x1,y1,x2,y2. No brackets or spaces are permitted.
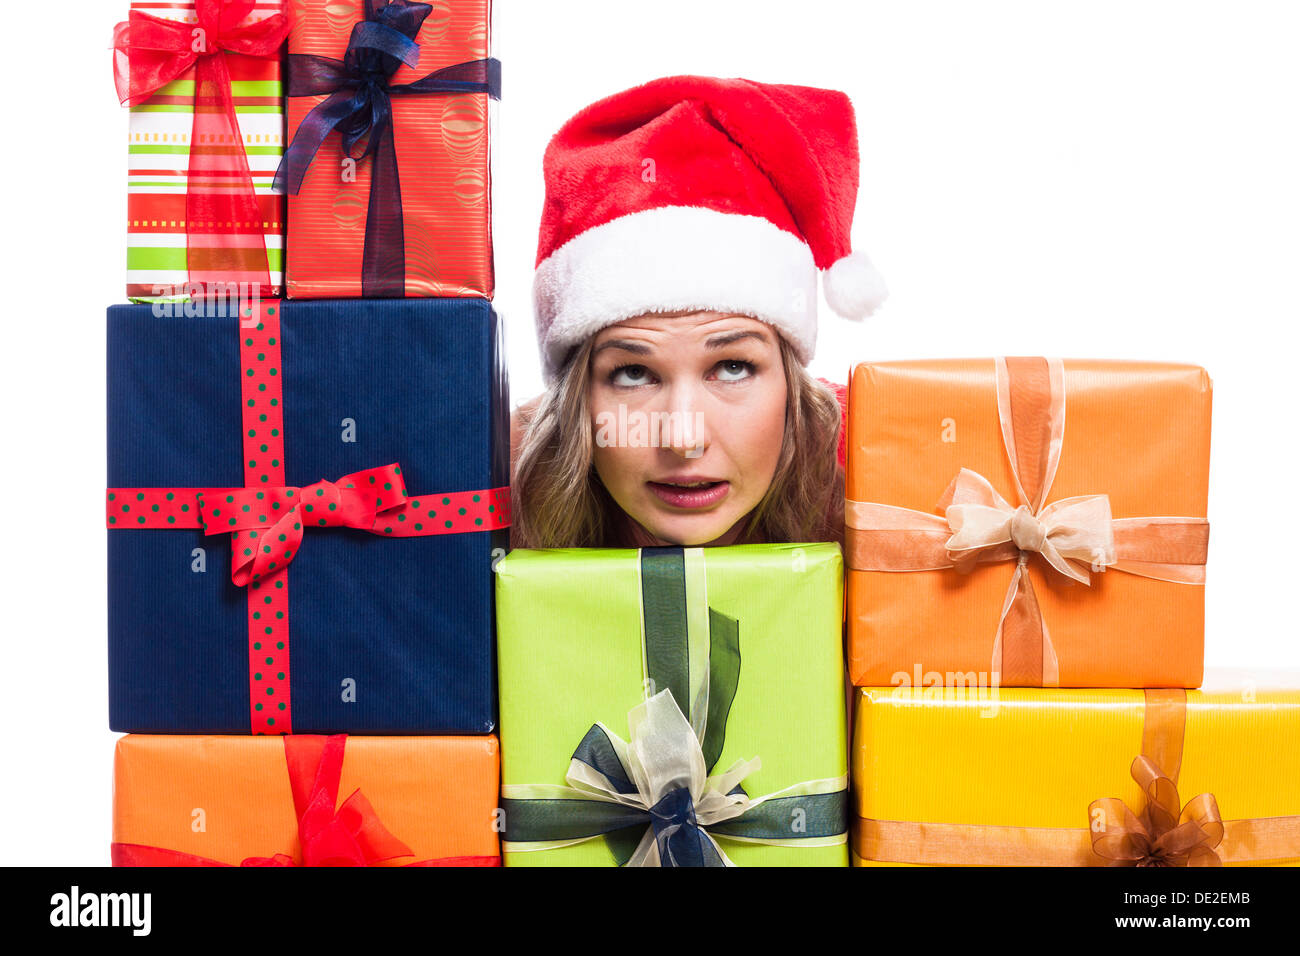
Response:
496,544,849,867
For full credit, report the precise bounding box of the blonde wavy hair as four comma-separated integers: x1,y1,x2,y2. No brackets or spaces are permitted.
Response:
511,331,844,549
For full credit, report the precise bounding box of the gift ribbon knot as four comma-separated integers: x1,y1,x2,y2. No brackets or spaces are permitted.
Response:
1009,506,1047,554
649,786,706,863
559,690,761,867
1089,755,1224,867
240,789,407,867
197,464,406,586
113,0,288,101
242,735,414,867
275,0,502,297
943,467,1117,585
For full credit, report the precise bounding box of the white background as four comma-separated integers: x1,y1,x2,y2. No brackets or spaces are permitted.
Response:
1,1,1297,865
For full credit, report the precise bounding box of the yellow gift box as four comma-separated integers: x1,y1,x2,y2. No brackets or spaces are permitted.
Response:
851,676,1300,866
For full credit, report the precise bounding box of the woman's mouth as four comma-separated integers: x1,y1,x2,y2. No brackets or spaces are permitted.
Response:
645,479,730,509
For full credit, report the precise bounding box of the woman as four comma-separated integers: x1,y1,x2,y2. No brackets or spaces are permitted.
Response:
511,76,886,550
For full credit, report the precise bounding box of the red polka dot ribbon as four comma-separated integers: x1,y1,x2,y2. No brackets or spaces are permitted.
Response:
106,299,511,734
105,483,510,536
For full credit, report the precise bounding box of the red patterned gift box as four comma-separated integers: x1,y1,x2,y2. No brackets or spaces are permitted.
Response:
283,0,496,298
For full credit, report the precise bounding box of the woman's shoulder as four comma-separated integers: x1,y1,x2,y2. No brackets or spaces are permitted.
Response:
814,376,849,470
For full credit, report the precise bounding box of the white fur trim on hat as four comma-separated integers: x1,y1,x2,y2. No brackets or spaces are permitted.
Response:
533,205,818,383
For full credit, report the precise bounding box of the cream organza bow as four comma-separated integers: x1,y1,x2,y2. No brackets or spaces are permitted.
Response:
943,468,1116,582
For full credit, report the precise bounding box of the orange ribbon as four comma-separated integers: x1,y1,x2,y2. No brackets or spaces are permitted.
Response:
1088,756,1223,866
845,356,1210,686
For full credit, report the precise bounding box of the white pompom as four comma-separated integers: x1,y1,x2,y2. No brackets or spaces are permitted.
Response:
823,251,888,320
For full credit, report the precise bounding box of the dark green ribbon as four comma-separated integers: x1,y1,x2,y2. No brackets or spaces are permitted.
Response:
639,546,741,770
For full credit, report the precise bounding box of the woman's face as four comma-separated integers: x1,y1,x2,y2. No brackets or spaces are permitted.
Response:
588,311,788,546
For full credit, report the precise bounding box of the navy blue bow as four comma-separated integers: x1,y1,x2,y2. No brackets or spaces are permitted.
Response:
275,0,501,296
649,784,724,866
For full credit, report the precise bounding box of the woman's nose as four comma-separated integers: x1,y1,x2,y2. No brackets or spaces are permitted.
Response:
658,388,711,459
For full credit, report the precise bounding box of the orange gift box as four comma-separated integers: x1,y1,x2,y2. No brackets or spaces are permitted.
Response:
285,0,494,298
113,734,500,866
845,358,1211,688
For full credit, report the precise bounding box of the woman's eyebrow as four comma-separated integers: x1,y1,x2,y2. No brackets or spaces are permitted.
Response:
593,338,652,356
705,330,767,349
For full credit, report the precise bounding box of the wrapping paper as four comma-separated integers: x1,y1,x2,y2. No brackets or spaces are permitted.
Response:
124,1,285,302
846,358,1212,687
852,677,1300,866
285,0,494,298
496,544,850,866
113,734,501,865
106,297,508,733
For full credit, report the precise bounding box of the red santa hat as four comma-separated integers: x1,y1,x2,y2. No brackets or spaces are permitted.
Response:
533,74,887,383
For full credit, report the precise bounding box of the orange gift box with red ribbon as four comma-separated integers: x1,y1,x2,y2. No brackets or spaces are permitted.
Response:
113,734,501,867
845,358,1211,688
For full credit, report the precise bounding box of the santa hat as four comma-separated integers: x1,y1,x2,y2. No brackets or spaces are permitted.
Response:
533,74,887,383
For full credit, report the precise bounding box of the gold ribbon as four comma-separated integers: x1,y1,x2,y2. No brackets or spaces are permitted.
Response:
845,356,1210,686
853,690,1300,866
1088,756,1224,866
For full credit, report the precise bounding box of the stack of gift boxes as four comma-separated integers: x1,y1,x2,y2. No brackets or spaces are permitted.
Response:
108,0,506,866
106,1,1298,869
842,359,1300,866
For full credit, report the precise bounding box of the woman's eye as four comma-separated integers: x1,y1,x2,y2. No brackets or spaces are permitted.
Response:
610,364,653,387
713,360,755,382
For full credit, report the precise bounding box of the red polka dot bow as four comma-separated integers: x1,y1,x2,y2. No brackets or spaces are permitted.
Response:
196,464,407,586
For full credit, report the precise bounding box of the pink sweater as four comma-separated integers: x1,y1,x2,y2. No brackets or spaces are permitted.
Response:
816,377,849,470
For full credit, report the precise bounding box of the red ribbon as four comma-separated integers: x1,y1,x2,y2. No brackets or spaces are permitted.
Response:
113,0,288,297
196,465,410,585
106,300,511,733
112,735,501,867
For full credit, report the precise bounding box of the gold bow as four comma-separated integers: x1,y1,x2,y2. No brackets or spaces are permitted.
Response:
942,468,1116,583
1088,756,1224,867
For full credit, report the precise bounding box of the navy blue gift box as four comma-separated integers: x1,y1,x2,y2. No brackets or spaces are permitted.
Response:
106,297,507,734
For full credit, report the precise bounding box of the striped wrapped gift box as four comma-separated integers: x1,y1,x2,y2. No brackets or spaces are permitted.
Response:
125,1,284,302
